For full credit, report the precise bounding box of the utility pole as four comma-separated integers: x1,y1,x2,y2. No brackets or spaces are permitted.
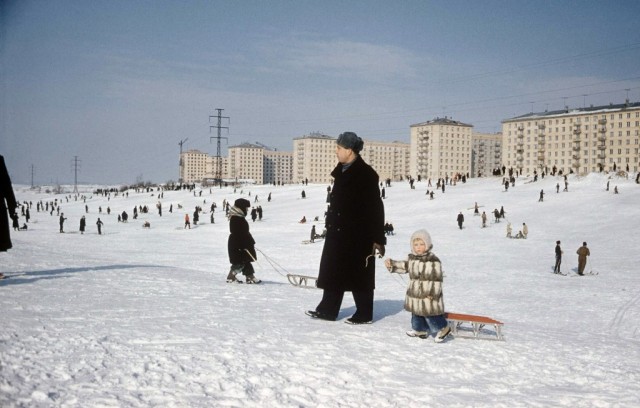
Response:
30,164,35,188
71,156,81,194
209,109,229,187
178,138,188,184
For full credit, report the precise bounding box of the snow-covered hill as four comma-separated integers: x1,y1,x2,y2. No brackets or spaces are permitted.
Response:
1,172,639,407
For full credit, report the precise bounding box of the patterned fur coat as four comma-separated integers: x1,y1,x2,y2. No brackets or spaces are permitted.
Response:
388,251,445,317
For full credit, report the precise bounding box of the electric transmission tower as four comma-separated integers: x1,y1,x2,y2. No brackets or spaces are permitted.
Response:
209,109,229,186
178,138,188,183
71,156,81,193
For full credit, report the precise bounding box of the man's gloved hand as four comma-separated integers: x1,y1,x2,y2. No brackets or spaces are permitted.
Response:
372,242,385,258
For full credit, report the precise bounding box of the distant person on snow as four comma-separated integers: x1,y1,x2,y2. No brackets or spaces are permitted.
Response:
576,242,591,275
96,218,104,235
457,212,464,229
553,240,563,274
384,229,452,343
184,213,191,229
506,222,512,238
59,213,67,233
481,211,487,228
226,198,261,284
79,216,86,234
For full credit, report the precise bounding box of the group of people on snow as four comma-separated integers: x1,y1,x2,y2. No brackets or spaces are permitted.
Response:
553,241,591,276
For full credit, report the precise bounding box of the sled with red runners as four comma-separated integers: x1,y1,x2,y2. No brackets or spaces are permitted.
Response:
445,312,505,341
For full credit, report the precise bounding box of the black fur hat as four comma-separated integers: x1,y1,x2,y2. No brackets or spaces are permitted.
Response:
234,198,251,210
337,131,364,153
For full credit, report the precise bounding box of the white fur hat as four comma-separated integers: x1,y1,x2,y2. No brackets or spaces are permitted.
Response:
410,229,433,254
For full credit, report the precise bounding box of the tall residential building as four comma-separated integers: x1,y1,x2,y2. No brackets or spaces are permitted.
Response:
293,132,410,183
359,139,410,181
293,133,339,184
228,143,265,183
471,132,502,177
180,150,229,184
180,149,212,183
410,117,473,180
502,101,640,176
263,149,293,184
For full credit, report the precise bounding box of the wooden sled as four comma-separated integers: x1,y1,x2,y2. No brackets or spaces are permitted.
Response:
445,312,505,341
287,274,318,289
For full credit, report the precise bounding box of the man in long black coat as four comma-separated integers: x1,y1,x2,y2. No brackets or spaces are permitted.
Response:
307,132,386,324
1,155,18,278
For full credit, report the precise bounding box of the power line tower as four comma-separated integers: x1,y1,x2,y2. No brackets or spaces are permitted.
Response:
30,164,35,188
209,108,229,186
71,156,81,194
178,138,188,184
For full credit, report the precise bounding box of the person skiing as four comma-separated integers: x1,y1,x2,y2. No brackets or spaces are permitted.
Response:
539,190,545,202
457,212,464,229
576,242,591,275
553,240,563,274
96,218,104,235
310,225,316,243
384,229,452,343
226,198,260,284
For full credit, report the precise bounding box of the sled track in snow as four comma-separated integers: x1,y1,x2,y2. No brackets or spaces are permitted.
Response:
608,289,640,342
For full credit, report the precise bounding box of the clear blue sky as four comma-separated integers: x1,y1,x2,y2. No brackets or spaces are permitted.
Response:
2,0,640,185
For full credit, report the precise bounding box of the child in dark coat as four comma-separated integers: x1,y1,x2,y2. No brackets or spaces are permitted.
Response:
226,198,261,284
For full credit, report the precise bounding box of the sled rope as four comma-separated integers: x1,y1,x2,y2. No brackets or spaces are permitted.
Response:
253,247,290,278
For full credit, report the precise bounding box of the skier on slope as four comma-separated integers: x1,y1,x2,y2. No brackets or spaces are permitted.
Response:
226,198,261,284
553,240,563,274
576,242,591,276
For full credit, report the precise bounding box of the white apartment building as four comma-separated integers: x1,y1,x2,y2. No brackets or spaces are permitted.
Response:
472,132,502,177
228,143,264,183
359,139,410,181
180,149,229,184
293,132,410,183
263,149,293,184
502,101,640,176
293,133,338,184
180,149,212,183
410,117,473,180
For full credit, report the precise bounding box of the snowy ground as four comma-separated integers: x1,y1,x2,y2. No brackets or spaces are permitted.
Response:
1,172,639,407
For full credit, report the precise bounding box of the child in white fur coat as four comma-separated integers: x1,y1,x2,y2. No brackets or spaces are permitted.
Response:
384,229,452,342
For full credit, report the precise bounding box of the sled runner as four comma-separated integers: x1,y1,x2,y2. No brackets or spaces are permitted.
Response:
445,312,504,341
571,272,598,277
286,273,318,288
301,238,324,244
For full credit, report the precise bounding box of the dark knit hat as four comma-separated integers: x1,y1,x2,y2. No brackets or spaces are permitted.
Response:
337,131,364,153
234,198,251,210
